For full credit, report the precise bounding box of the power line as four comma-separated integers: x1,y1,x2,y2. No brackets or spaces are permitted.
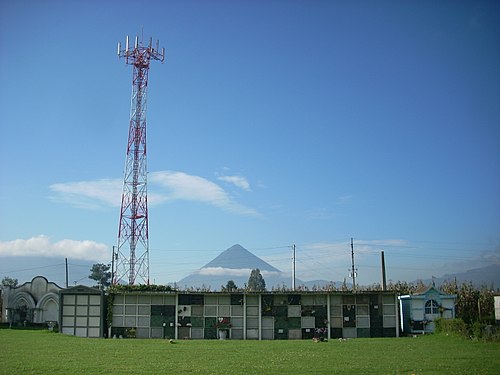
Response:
0,263,65,274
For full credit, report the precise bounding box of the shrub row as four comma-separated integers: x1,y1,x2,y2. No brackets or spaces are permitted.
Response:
434,318,499,341
0,322,56,330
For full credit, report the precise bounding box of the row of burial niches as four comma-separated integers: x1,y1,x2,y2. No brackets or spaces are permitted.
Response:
110,293,398,339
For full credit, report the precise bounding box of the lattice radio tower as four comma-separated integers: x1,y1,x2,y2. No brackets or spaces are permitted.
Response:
113,35,165,285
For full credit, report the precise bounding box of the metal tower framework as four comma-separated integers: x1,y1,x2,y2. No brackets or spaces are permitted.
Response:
114,35,164,285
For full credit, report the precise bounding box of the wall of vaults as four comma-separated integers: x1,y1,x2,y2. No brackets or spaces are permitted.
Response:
109,292,399,340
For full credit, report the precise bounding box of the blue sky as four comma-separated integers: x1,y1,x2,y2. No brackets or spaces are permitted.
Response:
1,0,499,288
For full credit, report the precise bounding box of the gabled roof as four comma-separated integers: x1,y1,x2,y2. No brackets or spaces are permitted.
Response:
413,284,444,296
400,284,456,299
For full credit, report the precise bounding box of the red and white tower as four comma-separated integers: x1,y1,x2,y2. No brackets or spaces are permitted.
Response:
114,35,164,285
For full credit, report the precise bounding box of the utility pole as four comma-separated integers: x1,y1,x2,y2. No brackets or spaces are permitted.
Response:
111,246,116,285
349,238,357,292
65,258,69,288
292,244,296,291
381,250,387,291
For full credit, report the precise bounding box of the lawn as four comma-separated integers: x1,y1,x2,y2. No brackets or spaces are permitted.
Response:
0,330,499,374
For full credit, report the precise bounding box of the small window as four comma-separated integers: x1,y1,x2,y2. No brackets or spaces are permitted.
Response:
425,299,439,314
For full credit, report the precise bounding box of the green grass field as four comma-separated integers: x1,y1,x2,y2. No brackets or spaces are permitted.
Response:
0,330,499,374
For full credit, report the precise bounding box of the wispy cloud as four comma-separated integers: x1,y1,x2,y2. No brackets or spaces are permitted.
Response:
49,170,259,217
151,171,258,216
217,175,251,191
0,235,109,261
50,179,122,209
336,194,353,204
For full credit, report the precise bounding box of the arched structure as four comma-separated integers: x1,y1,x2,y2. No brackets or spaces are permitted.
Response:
1,276,62,325
36,292,60,323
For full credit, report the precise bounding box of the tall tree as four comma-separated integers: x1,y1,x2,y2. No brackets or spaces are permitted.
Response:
89,263,111,289
226,280,237,291
247,268,266,291
455,281,480,324
1,276,18,288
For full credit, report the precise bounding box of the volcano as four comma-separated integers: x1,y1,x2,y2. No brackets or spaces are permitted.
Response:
176,244,286,289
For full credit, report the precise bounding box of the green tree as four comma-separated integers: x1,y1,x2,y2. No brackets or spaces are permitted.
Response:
440,278,459,295
432,280,495,324
89,263,111,289
455,281,480,324
1,276,18,288
247,269,266,291
477,284,495,322
226,280,237,291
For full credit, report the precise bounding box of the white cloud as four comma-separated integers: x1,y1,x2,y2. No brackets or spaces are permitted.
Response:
196,267,282,277
197,267,252,277
49,170,258,216
217,175,251,191
150,170,258,216
49,178,167,209
0,235,109,261
50,179,122,209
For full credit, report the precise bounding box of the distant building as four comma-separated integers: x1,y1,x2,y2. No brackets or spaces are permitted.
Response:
0,276,61,326
494,296,500,325
59,285,105,338
398,284,456,334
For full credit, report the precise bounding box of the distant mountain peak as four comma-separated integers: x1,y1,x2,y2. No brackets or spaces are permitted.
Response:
176,244,285,289
203,244,281,273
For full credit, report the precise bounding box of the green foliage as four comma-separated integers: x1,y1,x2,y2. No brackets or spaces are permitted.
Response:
225,280,237,291
1,276,18,287
106,293,114,329
0,322,48,330
434,317,500,342
108,284,174,293
434,318,467,337
471,321,484,339
247,268,266,291
448,281,495,324
470,321,500,341
89,263,111,289
455,282,480,324
125,327,136,338
1,330,499,374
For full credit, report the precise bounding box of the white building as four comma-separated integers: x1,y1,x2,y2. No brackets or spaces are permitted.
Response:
399,284,456,334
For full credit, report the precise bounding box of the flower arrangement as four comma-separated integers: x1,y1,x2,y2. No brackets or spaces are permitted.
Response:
314,327,328,338
214,317,232,330
313,327,328,342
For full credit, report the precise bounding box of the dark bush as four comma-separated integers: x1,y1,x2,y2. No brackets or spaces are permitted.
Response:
434,318,467,336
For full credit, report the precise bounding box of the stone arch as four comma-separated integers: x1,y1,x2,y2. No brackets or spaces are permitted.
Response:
8,291,36,323
36,292,60,324
10,291,36,309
